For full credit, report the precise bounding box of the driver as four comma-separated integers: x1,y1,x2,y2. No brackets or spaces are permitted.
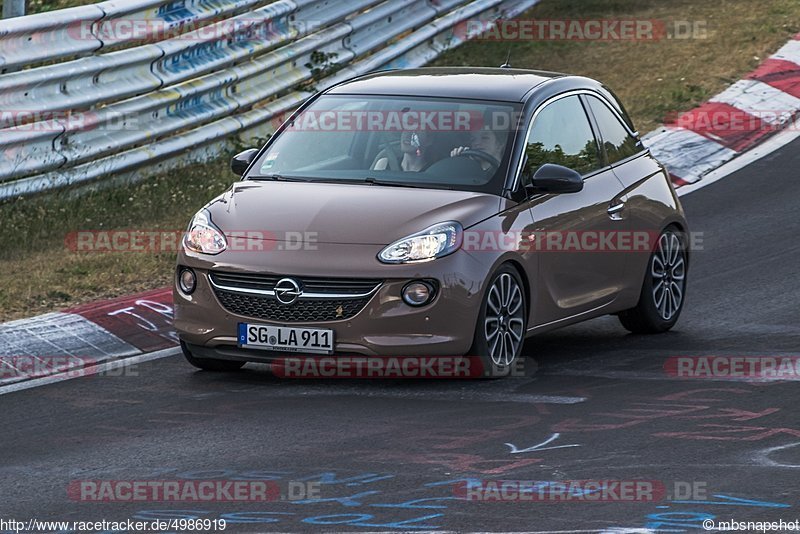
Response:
450,127,506,171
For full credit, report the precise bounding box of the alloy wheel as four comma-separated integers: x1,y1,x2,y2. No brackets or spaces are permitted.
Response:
484,273,525,366
651,232,686,321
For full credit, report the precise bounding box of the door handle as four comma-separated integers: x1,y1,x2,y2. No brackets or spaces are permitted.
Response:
607,202,625,220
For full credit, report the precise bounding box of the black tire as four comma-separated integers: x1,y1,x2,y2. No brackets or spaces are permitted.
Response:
618,227,687,334
181,341,245,372
469,265,528,378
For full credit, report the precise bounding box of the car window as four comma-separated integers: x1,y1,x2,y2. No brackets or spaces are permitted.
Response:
522,95,602,178
585,95,642,164
250,94,521,195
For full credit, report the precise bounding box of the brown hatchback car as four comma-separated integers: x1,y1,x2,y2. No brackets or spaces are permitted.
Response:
174,67,689,376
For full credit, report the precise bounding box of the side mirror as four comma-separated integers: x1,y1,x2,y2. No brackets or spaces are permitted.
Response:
526,163,584,194
231,148,259,176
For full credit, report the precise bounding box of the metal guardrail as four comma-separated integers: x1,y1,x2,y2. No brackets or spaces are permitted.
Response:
0,0,539,199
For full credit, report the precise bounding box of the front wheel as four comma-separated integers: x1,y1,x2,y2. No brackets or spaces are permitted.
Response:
469,265,528,377
618,228,687,334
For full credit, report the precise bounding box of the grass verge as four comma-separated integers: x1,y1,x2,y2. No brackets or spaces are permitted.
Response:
433,0,800,134
1,0,799,321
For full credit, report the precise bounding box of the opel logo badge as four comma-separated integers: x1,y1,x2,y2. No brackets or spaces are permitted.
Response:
274,278,302,305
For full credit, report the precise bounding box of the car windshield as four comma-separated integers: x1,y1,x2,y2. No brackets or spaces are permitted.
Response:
248,94,521,194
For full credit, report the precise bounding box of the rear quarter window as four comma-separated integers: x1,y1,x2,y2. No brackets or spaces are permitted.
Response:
585,95,643,165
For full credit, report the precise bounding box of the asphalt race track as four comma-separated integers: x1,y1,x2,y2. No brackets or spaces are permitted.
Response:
2,140,799,532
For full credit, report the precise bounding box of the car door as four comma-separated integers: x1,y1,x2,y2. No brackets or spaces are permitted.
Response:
522,94,630,324
583,93,657,304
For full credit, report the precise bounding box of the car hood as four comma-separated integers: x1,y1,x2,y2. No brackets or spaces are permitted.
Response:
204,181,502,245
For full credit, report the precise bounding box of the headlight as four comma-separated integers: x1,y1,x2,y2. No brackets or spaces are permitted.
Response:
183,210,227,255
378,221,462,264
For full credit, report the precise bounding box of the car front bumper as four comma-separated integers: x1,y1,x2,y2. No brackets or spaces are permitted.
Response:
173,244,493,361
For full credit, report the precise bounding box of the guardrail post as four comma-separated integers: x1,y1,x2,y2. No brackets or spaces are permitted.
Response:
2,0,26,19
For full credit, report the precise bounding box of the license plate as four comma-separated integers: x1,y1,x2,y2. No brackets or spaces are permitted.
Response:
238,323,334,354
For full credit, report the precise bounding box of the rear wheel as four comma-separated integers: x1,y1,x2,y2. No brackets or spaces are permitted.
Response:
618,228,687,334
469,265,527,377
181,341,245,372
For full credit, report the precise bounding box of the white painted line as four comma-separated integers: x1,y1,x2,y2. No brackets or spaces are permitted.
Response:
0,311,139,359
642,127,737,183
678,116,800,196
253,386,586,404
544,367,800,383
771,39,800,65
0,346,180,396
752,441,800,468
710,79,800,125
505,432,581,454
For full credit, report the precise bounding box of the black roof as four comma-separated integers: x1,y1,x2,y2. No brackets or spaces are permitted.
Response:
327,67,566,103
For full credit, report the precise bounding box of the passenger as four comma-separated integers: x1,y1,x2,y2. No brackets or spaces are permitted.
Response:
373,130,435,172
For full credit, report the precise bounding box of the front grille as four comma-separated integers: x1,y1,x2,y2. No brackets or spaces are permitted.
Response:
209,271,381,322
214,290,373,322
209,271,381,296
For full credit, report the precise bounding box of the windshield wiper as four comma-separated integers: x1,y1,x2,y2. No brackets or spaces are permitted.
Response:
362,177,439,189
251,175,446,189
249,174,313,182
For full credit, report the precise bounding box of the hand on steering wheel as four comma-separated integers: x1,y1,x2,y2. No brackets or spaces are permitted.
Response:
450,147,500,170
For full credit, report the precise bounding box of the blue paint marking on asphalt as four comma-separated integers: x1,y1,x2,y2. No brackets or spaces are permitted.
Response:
131,510,444,530
132,510,211,520
290,490,380,506
637,493,792,532
296,472,395,486
371,496,458,509
670,494,791,507
220,511,295,523
301,513,443,529
129,469,454,529
424,477,483,488
300,514,372,525
645,511,716,533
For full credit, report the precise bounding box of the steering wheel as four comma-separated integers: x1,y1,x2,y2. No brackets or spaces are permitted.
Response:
453,149,500,170
370,144,402,171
